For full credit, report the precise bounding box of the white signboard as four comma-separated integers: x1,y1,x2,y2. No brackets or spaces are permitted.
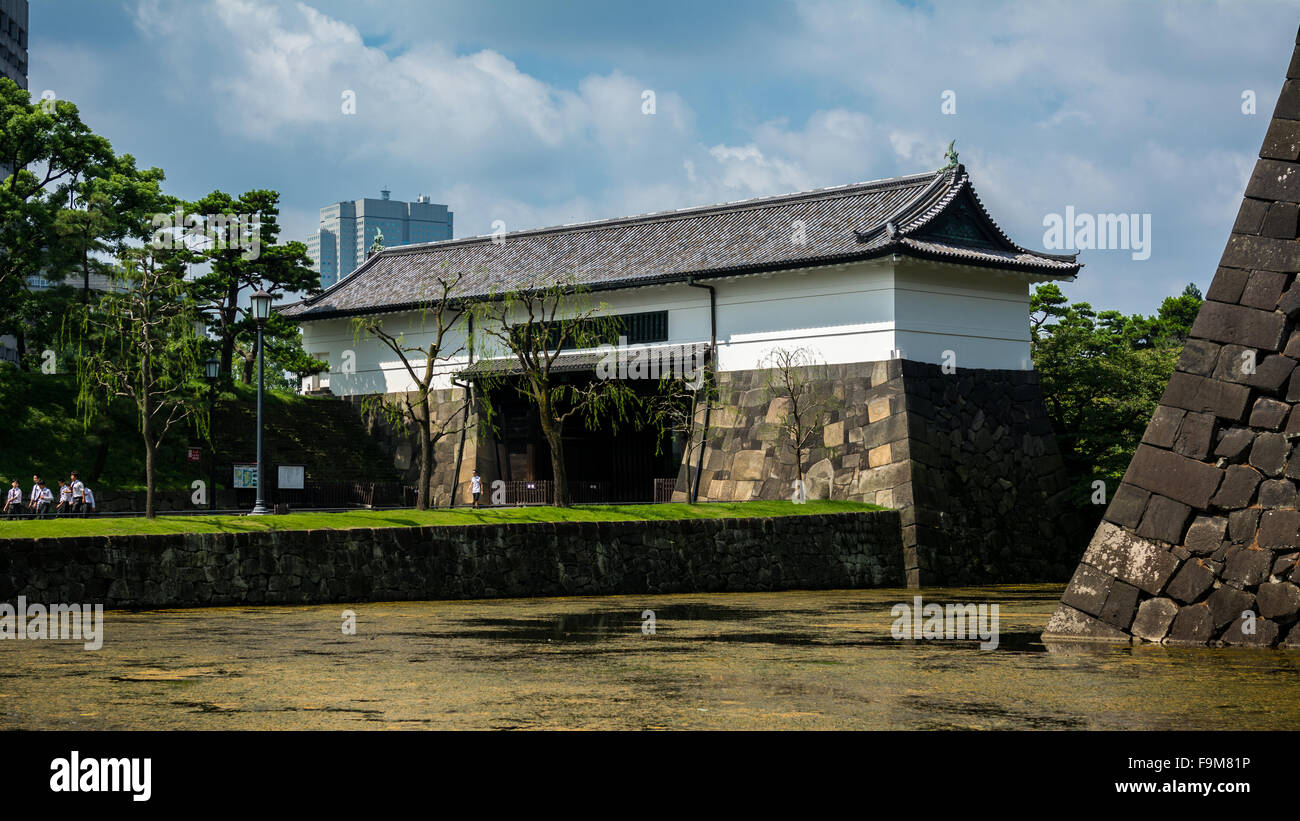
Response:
278,465,305,490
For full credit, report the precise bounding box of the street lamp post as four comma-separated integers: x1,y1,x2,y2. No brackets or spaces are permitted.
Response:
204,357,220,511
249,289,274,515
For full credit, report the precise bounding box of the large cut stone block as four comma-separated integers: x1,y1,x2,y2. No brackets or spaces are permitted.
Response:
1257,582,1300,620
1135,495,1192,544
1243,159,1300,206
1214,427,1256,461
1042,603,1131,642
1258,509,1300,550
1224,546,1274,586
731,450,768,481
1081,521,1182,595
1166,559,1216,604
1250,397,1291,430
1241,269,1290,307
1206,465,1258,509
1141,406,1184,448
1131,597,1179,642
1189,300,1287,350
1184,515,1229,554
1104,484,1151,529
1249,432,1291,477
1262,119,1300,161
1099,580,1141,630
1123,445,1224,508
1159,373,1252,421
1172,412,1215,459
1166,603,1215,645
1206,267,1250,303
1061,564,1113,617
1220,616,1280,647
1207,585,1255,630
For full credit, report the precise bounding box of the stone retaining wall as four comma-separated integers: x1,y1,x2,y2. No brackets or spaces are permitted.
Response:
1045,29,1300,649
0,511,903,608
675,359,1079,585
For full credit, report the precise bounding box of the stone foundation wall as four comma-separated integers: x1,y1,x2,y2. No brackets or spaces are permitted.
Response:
676,358,1079,585
1045,30,1300,649
0,511,904,608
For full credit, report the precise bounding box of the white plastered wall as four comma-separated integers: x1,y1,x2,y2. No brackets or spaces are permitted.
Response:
298,257,1046,395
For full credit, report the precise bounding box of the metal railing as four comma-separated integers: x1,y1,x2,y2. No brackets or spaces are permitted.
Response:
654,478,678,504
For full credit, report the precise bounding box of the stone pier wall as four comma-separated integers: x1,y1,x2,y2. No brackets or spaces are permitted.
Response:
675,359,1080,586
1045,28,1300,649
0,511,904,609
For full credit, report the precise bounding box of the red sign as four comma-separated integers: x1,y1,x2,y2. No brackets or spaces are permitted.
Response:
187,447,202,463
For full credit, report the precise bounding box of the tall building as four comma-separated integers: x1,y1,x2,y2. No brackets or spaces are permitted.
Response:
0,0,27,190
0,0,26,90
0,1,27,363
306,190,453,288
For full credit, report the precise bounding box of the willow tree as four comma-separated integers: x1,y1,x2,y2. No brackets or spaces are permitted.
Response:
471,277,637,508
77,245,205,518
352,270,470,509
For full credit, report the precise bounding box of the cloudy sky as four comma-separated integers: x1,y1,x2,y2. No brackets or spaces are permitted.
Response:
27,0,1300,314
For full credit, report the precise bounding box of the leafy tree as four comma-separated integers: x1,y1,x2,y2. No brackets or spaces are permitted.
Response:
50,154,167,302
185,189,320,383
352,271,470,509
77,245,205,518
233,312,326,387
1030,282,1203,510
471,276,638,507
0,78,115,362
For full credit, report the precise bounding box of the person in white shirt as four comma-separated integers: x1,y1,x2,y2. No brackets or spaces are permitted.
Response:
27,475,42,515
56,480,72,516
82,486,96,515
69,473,85,516
471,469,483,508
34,481,53,519
3,480,22,519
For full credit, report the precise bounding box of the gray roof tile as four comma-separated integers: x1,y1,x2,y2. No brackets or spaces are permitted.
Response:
281,164,1079,320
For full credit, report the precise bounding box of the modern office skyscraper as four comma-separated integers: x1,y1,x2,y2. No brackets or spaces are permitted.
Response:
0,0,28,190
0,0,27,363
0,0,26,90
306,190,453,288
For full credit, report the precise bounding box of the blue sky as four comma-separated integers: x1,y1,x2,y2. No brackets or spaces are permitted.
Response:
27,0,1300,315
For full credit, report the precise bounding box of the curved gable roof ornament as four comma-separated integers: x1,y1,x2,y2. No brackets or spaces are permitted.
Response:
858,163,1081,271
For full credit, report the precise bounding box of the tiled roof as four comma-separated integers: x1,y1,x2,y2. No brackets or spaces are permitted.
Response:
281,164,1079,321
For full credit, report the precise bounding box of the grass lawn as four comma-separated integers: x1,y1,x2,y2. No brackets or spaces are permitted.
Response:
0,500,885,539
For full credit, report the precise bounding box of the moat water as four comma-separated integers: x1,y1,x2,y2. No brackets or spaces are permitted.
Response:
3,584,1298,730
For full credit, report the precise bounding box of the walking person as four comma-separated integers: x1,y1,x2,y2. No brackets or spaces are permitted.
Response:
69,472,85,516
34,480,53,519
81,484,97,516
27,475,41,517
56,479,72,517
3,480,22,519
471,469,483,509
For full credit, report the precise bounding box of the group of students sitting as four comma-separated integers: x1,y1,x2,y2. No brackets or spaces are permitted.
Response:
3,473,97,519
